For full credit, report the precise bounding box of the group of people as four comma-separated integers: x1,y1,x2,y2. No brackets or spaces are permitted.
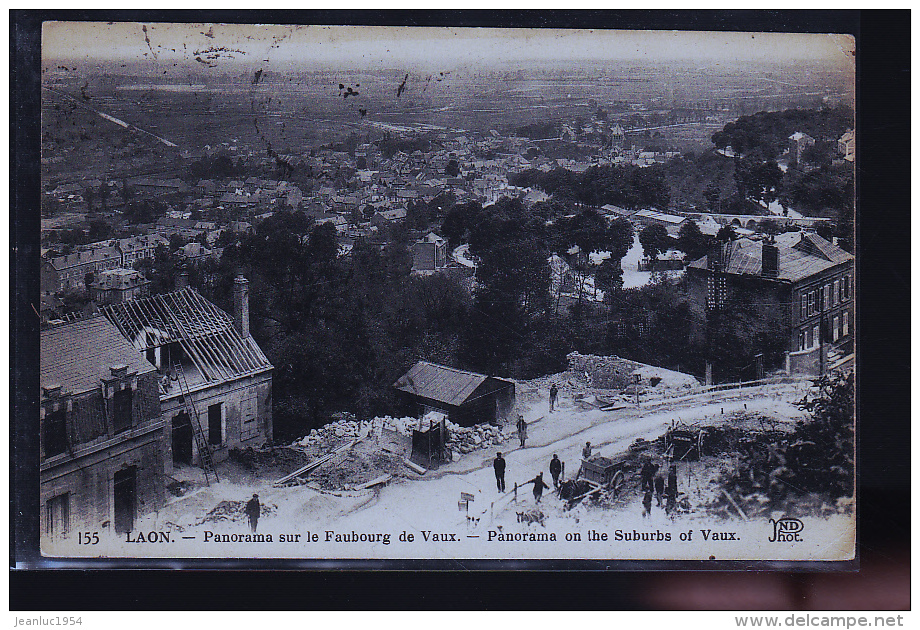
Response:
640,458,679,517
493,452,566,504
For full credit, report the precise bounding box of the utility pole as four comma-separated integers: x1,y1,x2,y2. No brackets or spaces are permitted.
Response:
635,373,641,409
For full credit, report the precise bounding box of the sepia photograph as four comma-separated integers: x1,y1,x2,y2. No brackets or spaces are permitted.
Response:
32,21,856,563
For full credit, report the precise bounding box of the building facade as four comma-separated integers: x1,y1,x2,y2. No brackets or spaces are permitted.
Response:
40,316,165,540
686,233,854,376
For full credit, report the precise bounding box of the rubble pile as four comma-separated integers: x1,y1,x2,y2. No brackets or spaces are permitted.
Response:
310,448,405,491
291,416,420,449
445,421,507,459
196,499,276,525
567,351,700,394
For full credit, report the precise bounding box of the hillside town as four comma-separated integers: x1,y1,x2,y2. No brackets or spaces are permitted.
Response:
37,28,855,558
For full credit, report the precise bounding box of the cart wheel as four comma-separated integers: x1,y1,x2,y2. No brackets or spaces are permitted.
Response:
609,471,625,497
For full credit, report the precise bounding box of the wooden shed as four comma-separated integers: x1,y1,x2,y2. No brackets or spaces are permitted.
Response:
393,362,515,427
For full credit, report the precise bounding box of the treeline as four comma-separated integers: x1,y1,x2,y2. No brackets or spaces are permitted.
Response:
508,163,670,210
711,105,853,160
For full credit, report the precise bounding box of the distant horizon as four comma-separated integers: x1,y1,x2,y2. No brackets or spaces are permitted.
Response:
43,23,856,74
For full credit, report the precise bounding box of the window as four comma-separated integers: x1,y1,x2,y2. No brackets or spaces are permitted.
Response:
843,275,850,299
799,330,807,351
46,493,70,537
807,291,815,316
801,295,807,320
824,284,831,310
113,386,133,434
833,279,840,305
843,311,849,337
43,408,67,458
812,325,820,349
833,316,840,342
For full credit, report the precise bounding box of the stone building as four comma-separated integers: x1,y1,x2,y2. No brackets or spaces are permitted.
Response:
686,232,854,377
40,316,165,538
102,276,273,472
90,268,150,305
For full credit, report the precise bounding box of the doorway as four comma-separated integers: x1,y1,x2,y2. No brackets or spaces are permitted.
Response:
172,412,193,465
113,467,136,534
208,403,222,446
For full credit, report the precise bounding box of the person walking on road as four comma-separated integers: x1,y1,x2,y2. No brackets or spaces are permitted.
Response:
549,454,563,488
493,452,507,493
530,472,550,503
245,493,261,533
549,383,559,413
516,415,528,448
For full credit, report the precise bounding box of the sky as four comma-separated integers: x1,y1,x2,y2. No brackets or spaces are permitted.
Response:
43,22,856,72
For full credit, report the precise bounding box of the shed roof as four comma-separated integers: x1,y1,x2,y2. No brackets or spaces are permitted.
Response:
394,361,501,407
41,316,155,398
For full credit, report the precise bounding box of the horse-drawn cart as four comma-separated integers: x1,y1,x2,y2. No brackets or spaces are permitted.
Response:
560,455,628,508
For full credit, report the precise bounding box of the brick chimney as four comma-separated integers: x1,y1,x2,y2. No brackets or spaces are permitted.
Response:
707,242,726,272
233,274,250,338
762,241,779,278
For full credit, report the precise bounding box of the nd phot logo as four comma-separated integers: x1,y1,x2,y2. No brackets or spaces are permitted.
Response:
768,517,804,542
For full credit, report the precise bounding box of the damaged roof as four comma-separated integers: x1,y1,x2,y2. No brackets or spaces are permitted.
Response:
393,361,496,407
41,316,155,398
102,287,271,385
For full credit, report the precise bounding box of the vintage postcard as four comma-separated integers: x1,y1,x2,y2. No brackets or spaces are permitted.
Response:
35,22,855,562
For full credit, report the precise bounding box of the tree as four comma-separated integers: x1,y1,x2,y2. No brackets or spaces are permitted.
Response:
83,186,95,212
98,184,110,211
735,157,783,204
793,371,855,498
639,224,670,260
716,224,738,242
88,219,112,242
677,219,712,261
595,257,623,298
606,217,635,263
445,159,460,177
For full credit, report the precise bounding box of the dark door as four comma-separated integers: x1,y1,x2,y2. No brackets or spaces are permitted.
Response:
113,467,136,534
172,412,193,465
208,404,222,446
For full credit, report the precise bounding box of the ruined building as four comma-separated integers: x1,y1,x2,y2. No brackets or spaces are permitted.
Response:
102,275,273,473
40,316,165,538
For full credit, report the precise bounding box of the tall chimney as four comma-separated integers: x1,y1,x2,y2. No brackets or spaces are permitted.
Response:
707,242,725,271
175,270,189,290
233,274,250,338
762,242,779,278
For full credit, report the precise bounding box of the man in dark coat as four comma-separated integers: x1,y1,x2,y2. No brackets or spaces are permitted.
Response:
493,452,506,493
654,474,665,507
516,415,528,448
530,472,550,503
666,464,678,512
245,493,261,533
549,454,563,488
582,441,593,460
640,459,659,493
549,383,559,412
